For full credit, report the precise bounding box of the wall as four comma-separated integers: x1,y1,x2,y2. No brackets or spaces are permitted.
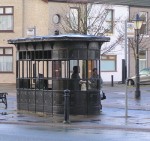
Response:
48,2,86,34
0,0,49,83
0,0,23,83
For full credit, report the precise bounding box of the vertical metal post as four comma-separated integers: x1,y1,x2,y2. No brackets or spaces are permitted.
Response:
63,89,70,124
125,79,128,117
34,26,36,36
111,75,114,87
135,29,141,99
124,20,128,82
132,14,143,99
125,21,128,118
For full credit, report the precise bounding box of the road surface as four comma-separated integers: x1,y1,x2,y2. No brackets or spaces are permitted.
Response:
0,124,150,141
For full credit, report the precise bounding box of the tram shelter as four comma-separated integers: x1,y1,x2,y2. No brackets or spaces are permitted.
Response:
8,34,110,115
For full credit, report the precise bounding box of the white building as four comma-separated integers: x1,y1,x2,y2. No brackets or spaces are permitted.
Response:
88,4,129,83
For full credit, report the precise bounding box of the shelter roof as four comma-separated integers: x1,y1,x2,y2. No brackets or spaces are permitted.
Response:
8,34,110,44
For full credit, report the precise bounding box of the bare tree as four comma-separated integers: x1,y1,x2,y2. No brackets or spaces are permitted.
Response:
128,14,150,62
60,3,124,54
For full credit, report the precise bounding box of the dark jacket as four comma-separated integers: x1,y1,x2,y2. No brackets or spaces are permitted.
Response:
70,73,81,90
89,74,103,90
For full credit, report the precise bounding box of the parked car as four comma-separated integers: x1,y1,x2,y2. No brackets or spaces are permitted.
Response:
127,67,150,85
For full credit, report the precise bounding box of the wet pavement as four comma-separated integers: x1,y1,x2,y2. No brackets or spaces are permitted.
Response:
2,123,150,141
1,83,150,132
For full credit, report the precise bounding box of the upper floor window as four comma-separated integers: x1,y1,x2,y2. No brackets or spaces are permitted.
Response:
101,55,116,72
0,47,13,72
139,49,147,70
139,11,148,35
0,6,13,32
69,7,79,31
105,9,114,34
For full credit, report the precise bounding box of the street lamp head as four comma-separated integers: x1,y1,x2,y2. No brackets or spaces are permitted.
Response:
132,14,143,30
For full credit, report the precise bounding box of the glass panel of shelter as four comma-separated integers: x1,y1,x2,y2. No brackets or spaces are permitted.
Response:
17,49,101,91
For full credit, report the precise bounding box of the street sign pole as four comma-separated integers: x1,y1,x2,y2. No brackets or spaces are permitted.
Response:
125,20,128,118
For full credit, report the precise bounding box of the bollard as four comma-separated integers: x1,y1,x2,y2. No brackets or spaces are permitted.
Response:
111,75,114,87
63,89,70,124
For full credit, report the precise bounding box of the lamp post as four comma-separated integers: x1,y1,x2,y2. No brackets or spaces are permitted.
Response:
132,14,143,99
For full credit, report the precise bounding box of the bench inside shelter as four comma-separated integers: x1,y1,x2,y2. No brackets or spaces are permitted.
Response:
0,92,8,109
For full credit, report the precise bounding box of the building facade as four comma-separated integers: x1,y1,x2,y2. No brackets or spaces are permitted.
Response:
0,0,49,83
91,0,150,81
128,6,150,78
1,0,150,83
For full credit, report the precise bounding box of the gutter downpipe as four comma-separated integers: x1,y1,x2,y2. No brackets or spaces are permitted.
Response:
22,0,25,37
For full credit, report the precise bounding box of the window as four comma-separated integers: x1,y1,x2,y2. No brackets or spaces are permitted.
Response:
69,7,79,31
139,49,147,70
139,11,148,35
105,9,114,33
70,60,78,73
101,55,116,71
0,47,13,72
0,6,13,32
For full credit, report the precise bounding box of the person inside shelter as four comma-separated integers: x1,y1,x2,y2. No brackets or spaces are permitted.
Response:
89,68,106,100
89,68,103,90
70,66,87,91
70,66,81,90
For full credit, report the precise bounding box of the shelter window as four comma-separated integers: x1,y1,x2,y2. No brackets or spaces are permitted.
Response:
0,6,13,32
70,60,78,73
0,47,13,72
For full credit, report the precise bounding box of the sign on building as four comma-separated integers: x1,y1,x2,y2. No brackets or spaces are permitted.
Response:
127,22,134,38
27,27,36,36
